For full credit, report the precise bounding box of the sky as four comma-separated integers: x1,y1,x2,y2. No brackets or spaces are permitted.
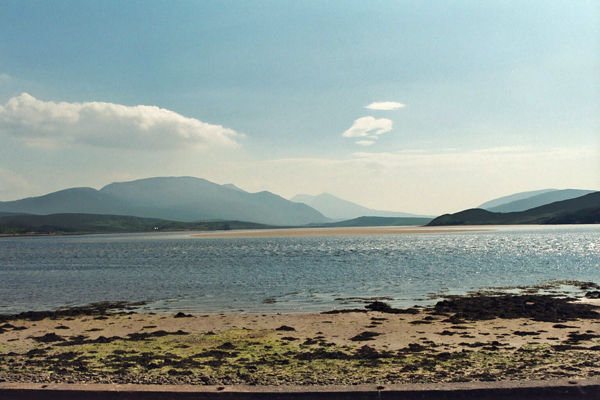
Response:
0,1,598,215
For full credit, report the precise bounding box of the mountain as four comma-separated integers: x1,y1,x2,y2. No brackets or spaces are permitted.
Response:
0,177,328,226
290,192,429,220
0,213,270,235
100,177,327,225
486,189,596,213
477,189,557,210
428,192,600,226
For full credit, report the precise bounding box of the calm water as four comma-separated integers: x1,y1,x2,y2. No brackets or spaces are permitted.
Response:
0,225,598,314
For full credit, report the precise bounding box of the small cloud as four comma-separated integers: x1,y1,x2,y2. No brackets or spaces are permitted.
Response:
473,146,527,154
0,73,11,84
356,140,375,146
0,93,242,150
365,101,405,111
342,116,392,138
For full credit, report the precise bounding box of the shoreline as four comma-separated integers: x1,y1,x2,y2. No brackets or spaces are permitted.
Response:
2,283,599,386
3,224,598,239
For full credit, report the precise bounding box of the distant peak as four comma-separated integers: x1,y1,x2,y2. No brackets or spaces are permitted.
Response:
316,192,339,199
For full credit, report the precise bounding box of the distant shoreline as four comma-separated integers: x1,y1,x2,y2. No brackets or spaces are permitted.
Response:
0,225,492,238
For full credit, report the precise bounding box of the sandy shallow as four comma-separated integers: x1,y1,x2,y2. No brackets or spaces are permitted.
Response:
192,225,492,238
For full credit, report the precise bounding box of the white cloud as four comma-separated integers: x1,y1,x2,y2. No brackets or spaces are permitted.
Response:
0,93,242,150
342,116,392,138
355,140,375,146
365,101,405,111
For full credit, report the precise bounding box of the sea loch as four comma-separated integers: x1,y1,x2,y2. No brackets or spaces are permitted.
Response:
1,225,598,314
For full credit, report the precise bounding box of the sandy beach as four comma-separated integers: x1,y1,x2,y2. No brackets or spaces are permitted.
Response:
192,225,492,238
1,284,599,386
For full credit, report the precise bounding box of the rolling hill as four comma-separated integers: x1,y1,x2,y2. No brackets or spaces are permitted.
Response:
428,192,600,226
0,187,136,216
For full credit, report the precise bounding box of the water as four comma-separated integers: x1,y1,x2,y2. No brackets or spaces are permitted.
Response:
0,225,598,314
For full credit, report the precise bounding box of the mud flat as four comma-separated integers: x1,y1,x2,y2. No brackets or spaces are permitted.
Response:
1,282,599,386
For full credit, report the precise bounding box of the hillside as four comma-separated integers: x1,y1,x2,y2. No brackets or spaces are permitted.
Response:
0,213,271,235
477,189,557,210
0,177,328,226
429,192,600,226
291,192,429,220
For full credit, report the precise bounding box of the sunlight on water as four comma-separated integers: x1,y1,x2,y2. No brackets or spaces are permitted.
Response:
0,226,599,313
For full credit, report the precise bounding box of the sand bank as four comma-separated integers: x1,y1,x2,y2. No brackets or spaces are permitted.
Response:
192,225,492,238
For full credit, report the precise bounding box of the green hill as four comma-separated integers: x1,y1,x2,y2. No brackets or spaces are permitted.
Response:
428,192,600,226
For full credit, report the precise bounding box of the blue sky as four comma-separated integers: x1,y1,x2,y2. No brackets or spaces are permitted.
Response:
0,1,598,214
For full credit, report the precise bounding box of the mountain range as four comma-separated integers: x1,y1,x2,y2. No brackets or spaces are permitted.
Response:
291,192,430,220
0,177,327,226
1,177,598,230
478,189,595,213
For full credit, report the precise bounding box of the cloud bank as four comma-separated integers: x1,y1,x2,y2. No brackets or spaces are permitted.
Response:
355,140,376,146
0,93,241,150
255,146,597,214
365,101,405,110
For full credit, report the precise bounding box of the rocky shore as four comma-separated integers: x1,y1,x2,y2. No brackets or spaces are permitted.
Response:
1,282,599,386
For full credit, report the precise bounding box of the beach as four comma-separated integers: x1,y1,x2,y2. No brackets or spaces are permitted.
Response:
1,285,599,386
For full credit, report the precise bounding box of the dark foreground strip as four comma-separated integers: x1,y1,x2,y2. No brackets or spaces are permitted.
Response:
1,380,599,400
